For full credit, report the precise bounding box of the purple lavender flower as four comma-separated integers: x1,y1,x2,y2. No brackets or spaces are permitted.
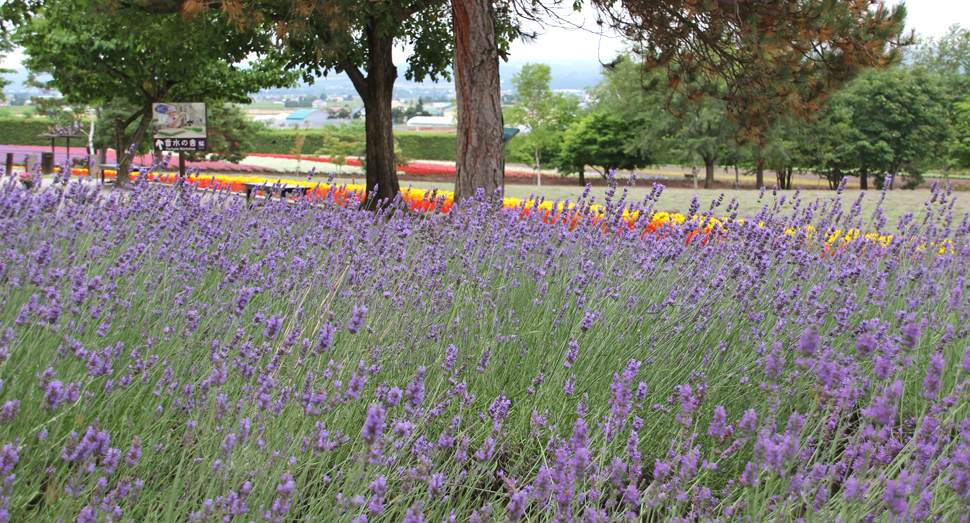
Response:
361,404,385,445
797,326,820,356
402,506,423,523
856,332,877,358
316,322,335,353
764,342,786,379
900,321,922,350
507,491,527,521
0,401,19,425
921,353,945,399
44,381,65,411
564,340,578,368
125,438,142,467
708,406,733,441
0,445,18,475
263,314,283,339
564,374,576,396
863,380,904,426
77,506,98,523
739,409,758,436
406,367,426,409
442,344,458,370
272,473,297,520
883,471,910,515
348,306,367,334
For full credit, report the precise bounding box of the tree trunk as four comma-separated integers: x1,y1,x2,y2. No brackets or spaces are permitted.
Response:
703,154,716,189
453,0,505,203
755,157,764,189
859,166,868,191
535,148,541,187
578,168,585,187
887,164,899,190
785,166,793,190
342,22,400,206
117,112,153,186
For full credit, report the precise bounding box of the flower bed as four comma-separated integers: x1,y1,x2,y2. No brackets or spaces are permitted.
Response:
0,171,966,522
246,152,542,179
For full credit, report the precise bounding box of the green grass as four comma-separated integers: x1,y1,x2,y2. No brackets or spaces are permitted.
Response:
294,174,970,225
0,106,38,118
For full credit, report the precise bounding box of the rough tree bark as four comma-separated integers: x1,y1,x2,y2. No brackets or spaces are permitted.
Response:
755,147,765,189
860,166,868,191
703,154,717,189
452,0,505,203
343,22,401,205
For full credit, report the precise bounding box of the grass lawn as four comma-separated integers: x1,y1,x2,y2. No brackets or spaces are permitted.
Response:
0,106,38,117
291,174,968,225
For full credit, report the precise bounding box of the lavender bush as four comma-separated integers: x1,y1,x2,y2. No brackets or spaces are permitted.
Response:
0,166,968,523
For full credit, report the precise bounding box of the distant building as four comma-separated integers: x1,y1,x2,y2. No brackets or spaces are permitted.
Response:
252,115,278,127
311,99,327,109
284,109,332,129
406,116,455,129
429,102,451,116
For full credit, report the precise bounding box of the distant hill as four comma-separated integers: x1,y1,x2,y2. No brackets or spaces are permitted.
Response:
262,58,608,96
4,59,609,99
1,68,51,96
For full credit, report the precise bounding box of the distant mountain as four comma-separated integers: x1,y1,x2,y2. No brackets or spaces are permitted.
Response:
1,68,51,96
262,58,608,96
3,59,609,99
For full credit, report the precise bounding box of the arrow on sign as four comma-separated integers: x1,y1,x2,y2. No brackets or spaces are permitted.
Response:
155,139,164,149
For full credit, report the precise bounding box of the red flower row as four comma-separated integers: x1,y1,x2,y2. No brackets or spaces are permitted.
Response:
246,153,542,179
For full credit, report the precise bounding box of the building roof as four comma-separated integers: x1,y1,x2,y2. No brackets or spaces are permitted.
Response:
286,109,322,120
406,116,455,126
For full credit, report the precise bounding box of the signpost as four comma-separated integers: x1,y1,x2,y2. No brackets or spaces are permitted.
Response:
152,103,207,177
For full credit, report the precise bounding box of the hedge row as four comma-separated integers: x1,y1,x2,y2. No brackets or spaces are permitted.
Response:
247,130,520,163
249,130,480,162
0,118,516,163
0,117,88,147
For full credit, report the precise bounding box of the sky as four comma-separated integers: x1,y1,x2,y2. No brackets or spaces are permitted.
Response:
494,0,968,63
2,0,967,69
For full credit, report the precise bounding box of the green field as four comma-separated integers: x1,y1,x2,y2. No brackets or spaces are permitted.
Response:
276,174,970,225
0,106,38,117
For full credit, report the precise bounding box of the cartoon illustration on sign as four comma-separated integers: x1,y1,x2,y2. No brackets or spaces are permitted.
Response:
152,103,207,151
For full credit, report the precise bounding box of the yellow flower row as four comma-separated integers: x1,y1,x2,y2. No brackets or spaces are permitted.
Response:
67,169,958,255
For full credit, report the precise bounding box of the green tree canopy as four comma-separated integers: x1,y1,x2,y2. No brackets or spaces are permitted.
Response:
504,63,578,183
589,54,739,188
16,0,295,182
952,96,970,169
554,111,647,186
839,67,950,189
593,0,909,137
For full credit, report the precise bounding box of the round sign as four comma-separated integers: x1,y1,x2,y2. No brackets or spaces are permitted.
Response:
154,105,170,114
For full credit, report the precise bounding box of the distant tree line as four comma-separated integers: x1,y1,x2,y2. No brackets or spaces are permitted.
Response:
506,25,970,190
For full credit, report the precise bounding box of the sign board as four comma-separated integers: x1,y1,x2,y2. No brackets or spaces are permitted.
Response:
152,103,207,152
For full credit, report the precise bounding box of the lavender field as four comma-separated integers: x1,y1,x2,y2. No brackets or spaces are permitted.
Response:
0,172,969,523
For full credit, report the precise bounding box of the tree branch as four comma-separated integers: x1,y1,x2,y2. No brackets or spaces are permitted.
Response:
341,59,369,100
120,106,149,129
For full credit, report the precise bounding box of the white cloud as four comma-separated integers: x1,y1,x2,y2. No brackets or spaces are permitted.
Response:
890,0,970,40
0,49,25,69
5,1,965,70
